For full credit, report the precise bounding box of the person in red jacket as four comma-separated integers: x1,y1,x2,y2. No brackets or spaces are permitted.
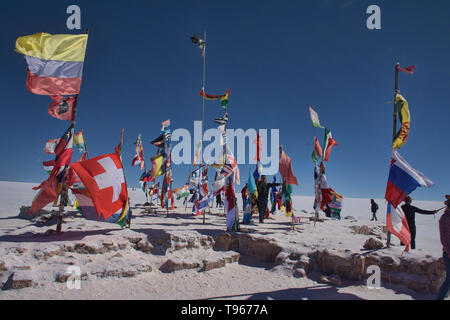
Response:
437,195,450,300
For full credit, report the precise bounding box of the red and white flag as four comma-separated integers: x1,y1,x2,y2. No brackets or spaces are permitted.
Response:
387,202,411,251
71,152,128,220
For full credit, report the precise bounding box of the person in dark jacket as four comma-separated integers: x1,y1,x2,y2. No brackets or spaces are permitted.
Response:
401,196,438,249
216,193,223,208
437,195,450,300
256,175,281,223
370,199,379,221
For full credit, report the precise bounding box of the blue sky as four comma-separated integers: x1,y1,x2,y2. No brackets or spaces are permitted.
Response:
0,0,449,201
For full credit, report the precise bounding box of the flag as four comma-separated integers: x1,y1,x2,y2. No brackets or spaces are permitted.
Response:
199,88,230,100
214,113,228,125
161,119,170,132
279,148,298,186
396,65,416,75
15,33,88,95
282,180,293,216
150,154,164,178
385,150,434,208
323,128,338,162
192,141,202,167
212,173,226,196
270,176,279,213
174,184,190,200
312,150,318,164
44,138,60,154
71,186,129,228
30,172,59,214
254,131,262,162
31,127,74,213
48,96,75,121
387,202,411,251
151,133,165,148
70,152,128,220
224,177,238,231
309,106,324,128
247,170,258,199
221,91,229,110
73,131,86,153
392,93,411,149
314,136,323,159
132,134,145,170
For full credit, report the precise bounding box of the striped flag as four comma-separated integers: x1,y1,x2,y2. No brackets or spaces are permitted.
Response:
387,202,411,251
15,33,88,95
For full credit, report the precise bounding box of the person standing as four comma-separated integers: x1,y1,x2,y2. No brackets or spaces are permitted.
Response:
241,184,248,211
256,175,281,223
437,195,450,300
216,193,222,208
401,196,439,249
370,199,379,221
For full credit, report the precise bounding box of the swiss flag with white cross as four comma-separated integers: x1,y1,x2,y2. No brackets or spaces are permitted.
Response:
71,152,128,220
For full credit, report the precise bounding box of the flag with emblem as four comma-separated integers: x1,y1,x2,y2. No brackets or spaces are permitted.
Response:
70,151,128,220
48,95,75,121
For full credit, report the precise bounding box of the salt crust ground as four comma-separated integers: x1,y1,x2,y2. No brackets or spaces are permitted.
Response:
0,181,446,300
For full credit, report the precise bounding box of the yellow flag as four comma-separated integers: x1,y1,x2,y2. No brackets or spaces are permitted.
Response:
150,154,164,178
15,33,88,62
392,94,411,149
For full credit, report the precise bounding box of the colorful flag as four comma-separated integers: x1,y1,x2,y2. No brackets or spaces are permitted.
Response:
385,150,434,208
396,65,416,75
221,91,229,110
282,180,293,217
71,186,129,228
174,184,190,200
70,152,128,221
48,96,75,121
322,128,338,162
150,154,164,178
392,93,410,149
31,127,73,213
387,202,411,251
199,88,230,100
73,131,86,153
15,33,88,95
247,170,258,199
309,106,324,128
279,148,298,186
44,138,60,154
132,134,145,171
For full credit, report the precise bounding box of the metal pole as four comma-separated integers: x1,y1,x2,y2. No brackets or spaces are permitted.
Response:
387,62,400,248
201,31,206,225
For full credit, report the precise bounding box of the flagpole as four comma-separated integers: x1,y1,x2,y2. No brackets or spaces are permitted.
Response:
201,31,207,225
118,128,132,228
386,62,400,248
55,29,89,233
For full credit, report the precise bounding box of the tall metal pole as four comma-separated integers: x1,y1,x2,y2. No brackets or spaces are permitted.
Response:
56,29,89,232
201,31,207,225
387,62,400,248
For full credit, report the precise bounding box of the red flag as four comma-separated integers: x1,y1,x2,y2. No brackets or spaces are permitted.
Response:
323,137,338,162
48,96,75,121
279,148,299,186
67,152,87,187
253,131,262,162
396,65,416,75
30,172,59,214
386,203,411,251
314,137,323,158
70,152,128,220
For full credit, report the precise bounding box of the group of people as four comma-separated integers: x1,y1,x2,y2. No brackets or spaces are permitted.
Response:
370,196,449,300
240,175,281,224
